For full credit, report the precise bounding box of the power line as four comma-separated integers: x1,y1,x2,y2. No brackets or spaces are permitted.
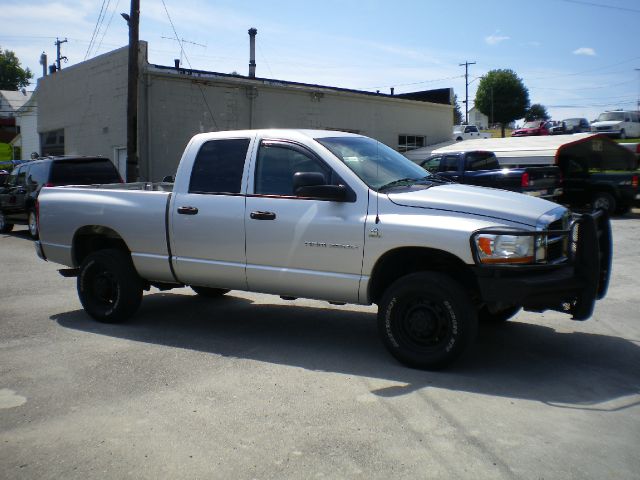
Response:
160,0,219,130
561,0,640,13
85,0,108,60
359,74,465,91
95,0,121,55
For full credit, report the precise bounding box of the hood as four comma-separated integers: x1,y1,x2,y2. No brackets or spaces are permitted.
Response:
387,183,560,227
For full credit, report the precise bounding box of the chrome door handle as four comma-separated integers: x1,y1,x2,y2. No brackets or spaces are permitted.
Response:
177,206,199,215
250,211,276,220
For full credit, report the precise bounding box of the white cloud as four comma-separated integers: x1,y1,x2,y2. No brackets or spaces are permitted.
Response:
485,34,510,46
573,47,596,56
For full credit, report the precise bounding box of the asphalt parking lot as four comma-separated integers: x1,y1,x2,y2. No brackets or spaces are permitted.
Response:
1,213,639,480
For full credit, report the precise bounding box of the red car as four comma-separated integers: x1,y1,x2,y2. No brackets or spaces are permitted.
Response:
511,120,551,137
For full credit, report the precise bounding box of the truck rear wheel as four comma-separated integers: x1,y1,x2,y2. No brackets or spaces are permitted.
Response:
592,192,616,214
28,209,39,239
377,272,478,370
77,249,143,323
0,212,14,233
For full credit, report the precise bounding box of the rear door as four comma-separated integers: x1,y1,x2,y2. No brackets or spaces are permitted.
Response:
3,165,29,219
170,137,252,290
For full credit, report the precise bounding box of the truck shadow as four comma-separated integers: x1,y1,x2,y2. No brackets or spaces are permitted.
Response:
52,291,640,409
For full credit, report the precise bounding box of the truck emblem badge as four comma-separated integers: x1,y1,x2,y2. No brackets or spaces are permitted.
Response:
369,227,381,238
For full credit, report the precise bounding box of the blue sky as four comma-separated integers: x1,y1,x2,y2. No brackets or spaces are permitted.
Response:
2,0,639,123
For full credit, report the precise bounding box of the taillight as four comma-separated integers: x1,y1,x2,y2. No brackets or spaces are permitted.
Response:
521,172,530,187
632,175,638,189
44,182,55,187
36,198,40,230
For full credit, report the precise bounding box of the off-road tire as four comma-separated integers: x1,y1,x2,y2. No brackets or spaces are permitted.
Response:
377,272,478,370
0,212,14,233
28,209,39,239
592,192,616,215
77,249,143,323
191,286,230,297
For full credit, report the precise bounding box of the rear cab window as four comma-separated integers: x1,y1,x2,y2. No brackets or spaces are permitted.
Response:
50,158,121,185
465,152,499,171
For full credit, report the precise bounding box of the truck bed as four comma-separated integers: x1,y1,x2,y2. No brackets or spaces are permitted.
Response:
38,184,175,283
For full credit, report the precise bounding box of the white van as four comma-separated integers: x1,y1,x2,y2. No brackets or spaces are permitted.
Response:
590,110,640,139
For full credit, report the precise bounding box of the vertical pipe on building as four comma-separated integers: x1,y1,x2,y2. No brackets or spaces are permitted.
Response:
39,52,48,77
248,28,257,78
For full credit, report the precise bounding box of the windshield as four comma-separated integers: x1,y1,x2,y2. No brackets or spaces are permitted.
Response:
316,136,433,191
597,112,624,122
452,126,464,133
523,121,541,128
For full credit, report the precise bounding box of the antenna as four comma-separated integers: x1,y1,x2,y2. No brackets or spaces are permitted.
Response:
161,36,206,65
375,140,380,224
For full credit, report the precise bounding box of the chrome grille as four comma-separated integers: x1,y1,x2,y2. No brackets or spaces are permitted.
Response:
538,209,569,264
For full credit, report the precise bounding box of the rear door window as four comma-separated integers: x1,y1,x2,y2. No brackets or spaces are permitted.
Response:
50,159,121,185
189,138,251,194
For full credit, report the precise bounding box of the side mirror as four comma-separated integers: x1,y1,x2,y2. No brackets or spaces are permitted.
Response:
293,172,347,201
162,175,175,183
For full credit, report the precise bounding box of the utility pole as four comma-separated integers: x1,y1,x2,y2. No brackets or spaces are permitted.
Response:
635,68,640,111
459,61,476,124
54,38,68,71
125,0,140,182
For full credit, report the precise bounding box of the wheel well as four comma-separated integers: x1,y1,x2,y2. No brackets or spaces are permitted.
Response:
592,188,619,201
367,247,478,305
72,226,130,266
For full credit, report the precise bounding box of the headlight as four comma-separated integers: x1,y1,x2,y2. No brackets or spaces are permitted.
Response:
473,232,544,265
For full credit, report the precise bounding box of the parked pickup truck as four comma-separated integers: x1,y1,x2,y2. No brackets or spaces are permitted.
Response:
35,129,612,369
452,125,491,141
419,150,563,201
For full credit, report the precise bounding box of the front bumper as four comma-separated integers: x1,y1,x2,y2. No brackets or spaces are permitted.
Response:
474,210,612,320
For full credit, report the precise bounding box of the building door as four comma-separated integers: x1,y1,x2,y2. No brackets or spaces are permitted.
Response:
114,147,127,180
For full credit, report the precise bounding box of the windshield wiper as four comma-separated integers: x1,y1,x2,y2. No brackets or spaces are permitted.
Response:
378,177,434,192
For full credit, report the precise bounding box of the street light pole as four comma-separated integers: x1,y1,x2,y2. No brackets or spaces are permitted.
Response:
125,0,140,182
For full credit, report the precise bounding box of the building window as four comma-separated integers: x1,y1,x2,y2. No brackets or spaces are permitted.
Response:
398,135,426,152
40,129,65,156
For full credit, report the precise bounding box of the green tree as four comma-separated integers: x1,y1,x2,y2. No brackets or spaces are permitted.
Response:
0,47,33,90
453,94,463,125
474,69,530,137
524,103,550,121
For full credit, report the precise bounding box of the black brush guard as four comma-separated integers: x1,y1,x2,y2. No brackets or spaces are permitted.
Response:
473,210,612,320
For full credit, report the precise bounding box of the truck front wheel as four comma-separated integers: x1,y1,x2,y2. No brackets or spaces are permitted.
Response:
377,272,478,370
77,249,143,323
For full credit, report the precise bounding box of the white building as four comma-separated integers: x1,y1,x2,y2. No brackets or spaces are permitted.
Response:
37,41,454,181
0,89,33,158
11,93,39,159
468,106,489,129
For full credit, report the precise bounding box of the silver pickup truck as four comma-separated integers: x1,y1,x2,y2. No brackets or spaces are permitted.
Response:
35,129,612,369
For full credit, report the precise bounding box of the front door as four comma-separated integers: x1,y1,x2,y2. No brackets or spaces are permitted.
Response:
245,140,367,304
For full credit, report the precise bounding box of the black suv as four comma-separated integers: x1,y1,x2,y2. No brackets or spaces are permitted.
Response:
0,156,122,238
